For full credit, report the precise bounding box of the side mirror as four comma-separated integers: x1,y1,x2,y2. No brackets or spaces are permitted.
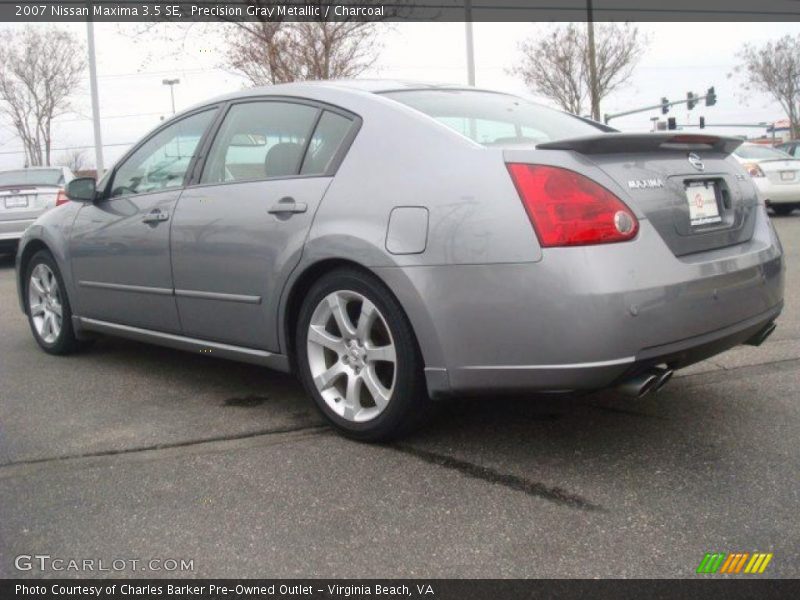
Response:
65,177,97,203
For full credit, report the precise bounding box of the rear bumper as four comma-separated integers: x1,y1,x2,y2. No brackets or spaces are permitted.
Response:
378,208,785,398
436,304,781,395
753,178,800,204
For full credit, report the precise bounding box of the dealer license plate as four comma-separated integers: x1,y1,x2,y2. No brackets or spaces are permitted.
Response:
685,182,721,226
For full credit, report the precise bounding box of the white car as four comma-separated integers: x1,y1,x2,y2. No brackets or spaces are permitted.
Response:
733,143,800,215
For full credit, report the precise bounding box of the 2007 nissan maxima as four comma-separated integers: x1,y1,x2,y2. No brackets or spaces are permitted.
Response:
15,80,785,440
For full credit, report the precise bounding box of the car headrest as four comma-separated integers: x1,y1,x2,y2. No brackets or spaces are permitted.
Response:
264,142,303,178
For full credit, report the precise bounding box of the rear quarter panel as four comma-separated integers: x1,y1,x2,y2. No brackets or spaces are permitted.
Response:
305,90,543,268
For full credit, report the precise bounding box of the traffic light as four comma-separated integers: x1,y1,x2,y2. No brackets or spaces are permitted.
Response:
661,97,670,114
699,116,705,129
687,92,697,110
706,86,716,106
668,117,677,130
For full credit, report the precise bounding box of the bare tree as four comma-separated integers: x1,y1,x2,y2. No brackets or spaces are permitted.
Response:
0,26,86,166
513,25,586,116
122,1,391,88
734,35,800,139
511,23,646,120
225,20,381,86
223,1,383,86
57,148,89,173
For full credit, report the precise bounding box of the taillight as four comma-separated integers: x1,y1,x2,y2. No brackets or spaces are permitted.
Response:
506,164,638,247
56,189,69,206
742,163,765,178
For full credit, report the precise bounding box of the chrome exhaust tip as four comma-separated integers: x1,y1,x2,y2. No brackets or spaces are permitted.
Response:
651,368,674,393
745,322,777,347
615,367,673,398
615,371,660,399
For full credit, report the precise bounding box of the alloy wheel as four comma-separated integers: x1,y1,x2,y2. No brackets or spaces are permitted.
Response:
28,263,63,344
306,290,397,423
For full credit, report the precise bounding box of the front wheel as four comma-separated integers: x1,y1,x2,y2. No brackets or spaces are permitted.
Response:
296,268,428,441
25,249,82,355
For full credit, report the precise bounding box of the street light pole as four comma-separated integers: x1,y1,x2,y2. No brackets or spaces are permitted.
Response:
464,1,475,86
586,0,600,122
86,19,104,177
162,78,180,115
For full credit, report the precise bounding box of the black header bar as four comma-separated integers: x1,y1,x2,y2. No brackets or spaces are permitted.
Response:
2,0,800,22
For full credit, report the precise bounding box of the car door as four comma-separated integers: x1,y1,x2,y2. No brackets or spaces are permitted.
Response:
69,108,218,333
171,99,358,350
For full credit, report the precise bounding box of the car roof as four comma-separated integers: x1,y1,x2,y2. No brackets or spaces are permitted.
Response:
191,79,509,110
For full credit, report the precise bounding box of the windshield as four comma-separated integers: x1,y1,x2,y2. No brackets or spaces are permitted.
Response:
382,89,603,146
735,145,792,160
0,169,63,187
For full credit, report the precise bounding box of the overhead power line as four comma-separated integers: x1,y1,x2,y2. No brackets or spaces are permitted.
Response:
0,142,134,157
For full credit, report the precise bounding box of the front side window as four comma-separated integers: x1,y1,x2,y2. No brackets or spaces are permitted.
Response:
110,109,216,198
383,89,603,147
201,101,319,184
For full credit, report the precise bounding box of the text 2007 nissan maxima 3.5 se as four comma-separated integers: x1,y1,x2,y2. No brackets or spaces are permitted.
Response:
15,80,785,440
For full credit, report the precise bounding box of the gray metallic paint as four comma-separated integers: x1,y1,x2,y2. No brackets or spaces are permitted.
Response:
15,80,785,400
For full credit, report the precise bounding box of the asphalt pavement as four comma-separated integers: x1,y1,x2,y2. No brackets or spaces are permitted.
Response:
1,216,799,579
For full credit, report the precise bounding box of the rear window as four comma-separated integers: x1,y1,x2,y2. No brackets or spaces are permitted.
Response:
735,145,791,160
0,169,63,187
382,90,602,146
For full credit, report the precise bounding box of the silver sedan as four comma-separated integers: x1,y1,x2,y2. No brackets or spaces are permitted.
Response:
15,81,785,440
0,166,74,253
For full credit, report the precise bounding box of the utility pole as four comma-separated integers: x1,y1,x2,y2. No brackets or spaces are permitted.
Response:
163,78,180,115
86,19,104,177
464,1,475,86
586,0,600,122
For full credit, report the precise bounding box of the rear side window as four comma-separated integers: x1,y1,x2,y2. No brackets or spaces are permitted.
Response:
383,90,602,147
201,101,319,184
300,111,354,175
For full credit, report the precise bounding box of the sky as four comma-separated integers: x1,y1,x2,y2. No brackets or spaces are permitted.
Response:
0,21,798,170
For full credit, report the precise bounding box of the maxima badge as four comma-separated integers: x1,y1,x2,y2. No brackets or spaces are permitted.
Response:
628,178,665,190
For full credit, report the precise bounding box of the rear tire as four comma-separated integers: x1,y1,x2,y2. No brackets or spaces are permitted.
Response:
24,250,82,355
770,205,795,216
295,267,429,441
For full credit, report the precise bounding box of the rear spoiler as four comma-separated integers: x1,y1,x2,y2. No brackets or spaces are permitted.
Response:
537,133,743,155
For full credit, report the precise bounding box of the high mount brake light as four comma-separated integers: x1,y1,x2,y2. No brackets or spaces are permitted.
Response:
506,164,639,247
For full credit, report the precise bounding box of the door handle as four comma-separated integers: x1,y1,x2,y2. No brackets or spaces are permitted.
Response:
142,208,169,224
268,197,307,215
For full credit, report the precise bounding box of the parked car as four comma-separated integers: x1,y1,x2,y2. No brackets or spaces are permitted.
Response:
733,143,800,215
776,141,799,157
14,81,785,440
0,166,74,253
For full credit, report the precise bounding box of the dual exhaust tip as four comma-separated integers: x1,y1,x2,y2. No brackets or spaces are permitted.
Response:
616,366,674,399
614,321,777,399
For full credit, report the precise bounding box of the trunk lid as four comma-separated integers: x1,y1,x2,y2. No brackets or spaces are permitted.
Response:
534,133,758,257
0,185,59,222
757,158,800,186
